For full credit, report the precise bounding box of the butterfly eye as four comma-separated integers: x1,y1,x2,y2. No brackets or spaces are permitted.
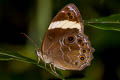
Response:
80,56,85,61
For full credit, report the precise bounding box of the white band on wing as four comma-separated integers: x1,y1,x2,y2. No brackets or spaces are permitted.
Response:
48,20,81,31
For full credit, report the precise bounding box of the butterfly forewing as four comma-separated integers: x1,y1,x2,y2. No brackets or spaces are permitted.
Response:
48,4,84,33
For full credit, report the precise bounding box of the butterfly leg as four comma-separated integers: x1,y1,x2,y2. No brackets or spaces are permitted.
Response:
37,50,47,68
38,57,41,64
36,50,44,63
49,64,57,75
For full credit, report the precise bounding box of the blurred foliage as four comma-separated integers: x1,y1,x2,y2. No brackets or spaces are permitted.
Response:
0,0,120,80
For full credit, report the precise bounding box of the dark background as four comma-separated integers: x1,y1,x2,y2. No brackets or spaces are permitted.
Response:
0,0,120,80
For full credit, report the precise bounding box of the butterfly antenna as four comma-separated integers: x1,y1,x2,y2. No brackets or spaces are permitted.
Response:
21,33,39,49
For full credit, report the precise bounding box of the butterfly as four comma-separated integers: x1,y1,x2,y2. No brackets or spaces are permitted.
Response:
37,4,94,71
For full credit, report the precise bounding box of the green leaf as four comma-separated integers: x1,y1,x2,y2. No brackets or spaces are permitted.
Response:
84,14,120,31
0,55,13,60
0,50,65,80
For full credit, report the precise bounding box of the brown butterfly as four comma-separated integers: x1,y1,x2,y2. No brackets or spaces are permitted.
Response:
37,4,94,71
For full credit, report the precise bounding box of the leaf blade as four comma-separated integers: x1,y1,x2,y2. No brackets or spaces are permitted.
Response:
85,14,120,31
0,55,13,60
